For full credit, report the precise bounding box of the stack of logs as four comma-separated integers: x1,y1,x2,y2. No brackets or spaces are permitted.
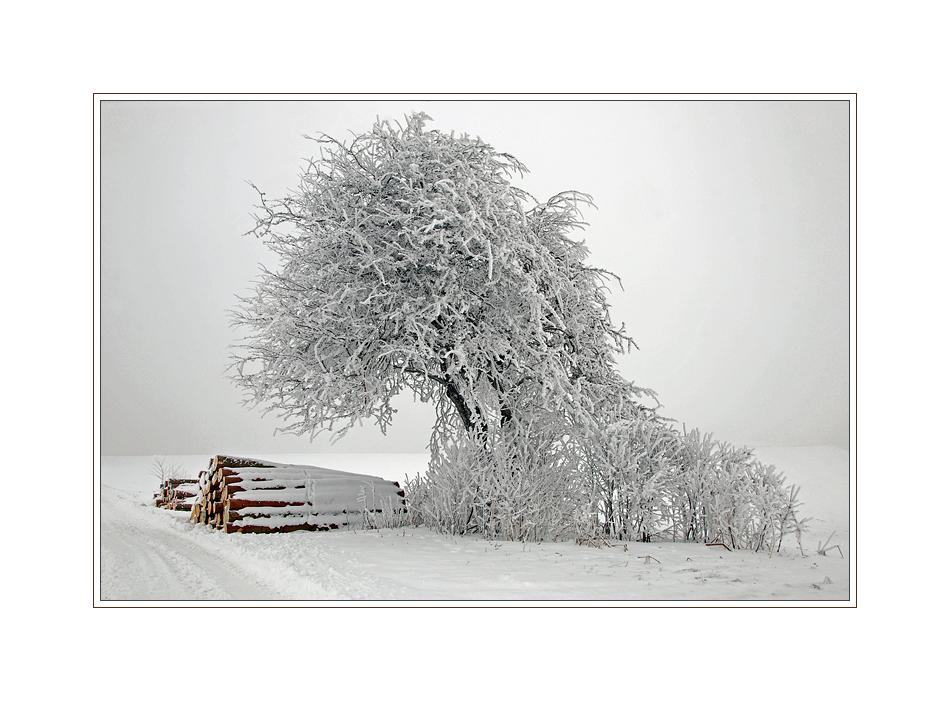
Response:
189,455,407,534
154,478,199,511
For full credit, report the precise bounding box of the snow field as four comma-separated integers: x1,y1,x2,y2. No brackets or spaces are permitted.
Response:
98,447,851,603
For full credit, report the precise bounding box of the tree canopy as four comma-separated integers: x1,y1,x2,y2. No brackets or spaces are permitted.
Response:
231,113,644,444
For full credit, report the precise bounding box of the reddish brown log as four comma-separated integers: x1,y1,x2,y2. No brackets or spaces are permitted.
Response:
227,498,308,510
167,502,194,512
226,522,335,534
222,480,301,492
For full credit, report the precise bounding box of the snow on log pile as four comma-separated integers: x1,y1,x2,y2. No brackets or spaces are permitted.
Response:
189,455,407,534
154,478,199,511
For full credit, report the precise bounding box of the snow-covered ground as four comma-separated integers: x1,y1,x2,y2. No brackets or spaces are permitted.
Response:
97,448,852,605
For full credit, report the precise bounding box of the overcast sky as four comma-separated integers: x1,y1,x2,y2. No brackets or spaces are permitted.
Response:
98,99,851,456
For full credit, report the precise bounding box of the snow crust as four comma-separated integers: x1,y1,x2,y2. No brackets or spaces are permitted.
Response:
98,448,852,604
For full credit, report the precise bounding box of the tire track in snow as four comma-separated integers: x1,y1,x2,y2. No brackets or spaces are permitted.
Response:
100,487,315,600
101,516,267,600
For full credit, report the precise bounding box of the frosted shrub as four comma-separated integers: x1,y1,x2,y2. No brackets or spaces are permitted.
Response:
579,409,681,542
412,409,586,542
476,422,585,542
573,410,806,552
405,428,479,536
667,428,806,552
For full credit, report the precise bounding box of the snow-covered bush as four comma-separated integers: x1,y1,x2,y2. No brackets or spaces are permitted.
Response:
669,428,807,552
570,403,807,552
578,408,682,542
411,410,587,542
581,421,807,552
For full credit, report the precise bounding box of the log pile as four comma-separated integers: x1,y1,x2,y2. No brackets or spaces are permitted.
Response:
154,478,199,511
189,455,407,534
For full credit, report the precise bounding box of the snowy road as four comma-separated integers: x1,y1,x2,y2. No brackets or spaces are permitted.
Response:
100,487,286,600
99,482,391,601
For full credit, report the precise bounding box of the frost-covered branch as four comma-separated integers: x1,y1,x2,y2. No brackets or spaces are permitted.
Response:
230,113,640,444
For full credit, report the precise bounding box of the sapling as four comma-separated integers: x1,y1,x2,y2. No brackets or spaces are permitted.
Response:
149,457,183,485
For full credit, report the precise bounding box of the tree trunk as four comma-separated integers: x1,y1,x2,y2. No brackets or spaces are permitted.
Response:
443,377,491,444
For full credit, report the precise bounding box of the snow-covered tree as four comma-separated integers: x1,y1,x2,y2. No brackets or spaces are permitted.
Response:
231,113,805,548
230,113,645,447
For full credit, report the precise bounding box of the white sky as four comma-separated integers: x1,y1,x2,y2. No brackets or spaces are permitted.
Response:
99,99,851,455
